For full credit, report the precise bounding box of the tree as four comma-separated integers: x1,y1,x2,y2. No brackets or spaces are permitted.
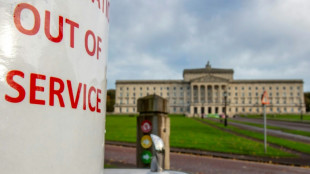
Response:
304,92,310,112
106,89,115,112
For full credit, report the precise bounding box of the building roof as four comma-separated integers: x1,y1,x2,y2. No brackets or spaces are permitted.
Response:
116,80,189,85
232,79,304,84
183,62,234,77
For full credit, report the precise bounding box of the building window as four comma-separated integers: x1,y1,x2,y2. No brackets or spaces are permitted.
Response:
276,86,279,90
249,108,252,112
120,93,123,97
133,87,136,91
248,87,251,90
147,87,149,90
167,87,170,90
283,86,286,90
290,86,293,90
269,86,272,90
153,87,156,90
235,92,238,96
133,93,136,97
174,87,176,90
140,87,142,90
120,87,123,90
249,92,251,96
127,87,129,90
235,87,238,90
242,87,244,90
180,87,183,90
270,108,273,112
283,92,286,97
255,87,258,90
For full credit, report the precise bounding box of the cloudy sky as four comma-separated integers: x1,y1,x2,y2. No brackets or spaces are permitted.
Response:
107,0,310,91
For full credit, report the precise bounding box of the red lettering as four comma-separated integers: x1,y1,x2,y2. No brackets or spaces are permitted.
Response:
67,80,82,109
88,86,96,112
65,19,79,48
97,36,102,59
49,77,65,107
85,30,96,56
30,73,46,105
96,89,101,113
14,3,40,35
44,11,63,43
5,70,26,103
83,84,87,110
92,0,101,9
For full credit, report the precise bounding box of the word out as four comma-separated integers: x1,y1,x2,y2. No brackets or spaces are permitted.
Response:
13,3,103,60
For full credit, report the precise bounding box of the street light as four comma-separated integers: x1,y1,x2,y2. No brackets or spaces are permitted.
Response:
223,91,228,127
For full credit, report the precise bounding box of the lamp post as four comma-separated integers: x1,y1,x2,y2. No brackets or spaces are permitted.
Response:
223,91,228,127
299,98,303,121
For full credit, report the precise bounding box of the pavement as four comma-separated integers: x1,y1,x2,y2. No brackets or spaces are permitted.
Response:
104,144,310,174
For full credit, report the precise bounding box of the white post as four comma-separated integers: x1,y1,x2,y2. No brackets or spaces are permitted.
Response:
263,104,267,153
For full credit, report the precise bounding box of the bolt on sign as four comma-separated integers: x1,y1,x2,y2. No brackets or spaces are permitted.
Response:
0,1,109,174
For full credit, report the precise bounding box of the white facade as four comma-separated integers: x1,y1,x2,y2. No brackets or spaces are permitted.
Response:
114,63,305,117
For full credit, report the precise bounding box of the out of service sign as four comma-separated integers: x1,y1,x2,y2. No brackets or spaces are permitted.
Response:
0,1,109,174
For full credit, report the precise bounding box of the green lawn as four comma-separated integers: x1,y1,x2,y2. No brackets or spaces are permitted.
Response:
204,118,310,154
105,115,137,143
105,114,293,157
231,120,310,138
240,114,310,122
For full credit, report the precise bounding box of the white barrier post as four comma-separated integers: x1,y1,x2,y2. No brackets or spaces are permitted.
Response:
0,1,109,174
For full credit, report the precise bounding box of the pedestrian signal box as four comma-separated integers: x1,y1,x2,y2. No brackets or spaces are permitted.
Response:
136,95,170,169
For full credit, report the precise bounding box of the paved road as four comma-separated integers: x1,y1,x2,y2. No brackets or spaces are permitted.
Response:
233,117,310,132
104,144,310,174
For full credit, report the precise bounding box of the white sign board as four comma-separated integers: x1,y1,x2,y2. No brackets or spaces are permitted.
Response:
0,1,109,174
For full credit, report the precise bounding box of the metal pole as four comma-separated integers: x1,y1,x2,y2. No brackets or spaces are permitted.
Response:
263,104,267,153
224,95,227,127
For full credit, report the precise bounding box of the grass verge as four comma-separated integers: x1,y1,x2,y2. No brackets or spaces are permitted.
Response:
230,119,310,138
204,118,310,154
106,114,293,157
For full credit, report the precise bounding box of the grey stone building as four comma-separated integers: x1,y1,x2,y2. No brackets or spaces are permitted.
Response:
114,62,305,117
